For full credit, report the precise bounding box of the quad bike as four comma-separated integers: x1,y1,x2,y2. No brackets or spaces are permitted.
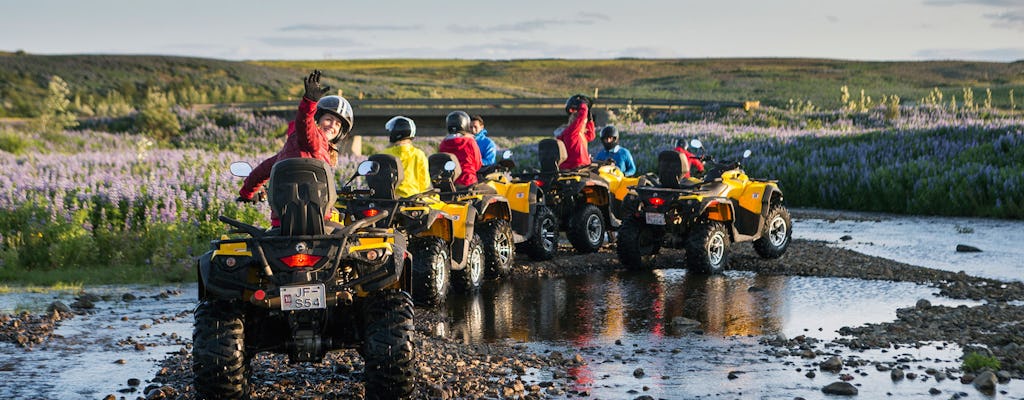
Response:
616,140,792,273
477,150,558,261
520,138,648,254
193,158,414,400
340,153,485,306
427,152,520,277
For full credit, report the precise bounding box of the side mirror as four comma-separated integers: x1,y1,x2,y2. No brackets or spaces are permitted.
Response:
501,150,513,160
742,149,752,159
689,139,703,149
444,160,457,172
357,160,379,176
230,162,253,177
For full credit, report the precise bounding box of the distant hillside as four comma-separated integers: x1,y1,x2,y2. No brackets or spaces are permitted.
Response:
2,53,1022,118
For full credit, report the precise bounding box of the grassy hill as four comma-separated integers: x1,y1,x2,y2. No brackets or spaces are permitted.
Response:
2,53,1023,118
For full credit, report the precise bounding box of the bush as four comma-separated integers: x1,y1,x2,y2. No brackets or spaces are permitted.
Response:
962,352,1001,373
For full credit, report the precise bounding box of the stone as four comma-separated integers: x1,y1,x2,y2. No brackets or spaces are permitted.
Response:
915,299,932,309
820,356,843,372
840,235,853,241
821,381,858,395
891,368,905,381
956,244,982,252
972,371,997,392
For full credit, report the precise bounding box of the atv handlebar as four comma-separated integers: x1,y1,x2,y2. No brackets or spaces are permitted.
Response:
218,216,266,238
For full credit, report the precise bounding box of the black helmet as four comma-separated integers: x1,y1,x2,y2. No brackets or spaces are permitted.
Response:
600,126,619,151
314,95,354,141
386,116,416,143
564,94,591,115
446,111,472,134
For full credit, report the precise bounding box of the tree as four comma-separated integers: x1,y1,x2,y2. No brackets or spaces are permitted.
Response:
35,75,78,134
136,88,181,142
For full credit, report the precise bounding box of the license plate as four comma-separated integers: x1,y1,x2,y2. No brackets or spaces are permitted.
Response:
280,284,326,311
645,212,666,225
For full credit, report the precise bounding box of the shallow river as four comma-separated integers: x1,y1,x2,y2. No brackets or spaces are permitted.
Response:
1,211,1022,399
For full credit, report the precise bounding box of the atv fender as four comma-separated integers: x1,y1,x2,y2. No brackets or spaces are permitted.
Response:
198,247,251,301
449,205,477,270
475,194,512,222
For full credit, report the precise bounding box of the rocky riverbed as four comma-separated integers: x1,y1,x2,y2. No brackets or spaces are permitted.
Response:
2,218,1022,399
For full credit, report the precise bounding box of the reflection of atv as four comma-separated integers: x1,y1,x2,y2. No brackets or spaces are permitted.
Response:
194,158,414,399
477,151,558,261
522,138,647,253
341,153,484,306
617,142,792,273
428,152,520,277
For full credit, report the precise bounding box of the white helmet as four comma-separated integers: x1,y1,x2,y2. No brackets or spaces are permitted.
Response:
314,95,354,139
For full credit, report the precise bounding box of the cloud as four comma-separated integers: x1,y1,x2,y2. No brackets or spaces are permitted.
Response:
260,36,359,48
826,15,840,23
448,14,610,34
985,9,1024,30
914,47,1024,61
279,24,422,32
924,0,1020,6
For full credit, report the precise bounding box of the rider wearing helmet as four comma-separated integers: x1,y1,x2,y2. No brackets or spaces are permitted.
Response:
673,138,705,178
238,70,353,225
592,125,636,176
556,94,596,170
439,111,484,187
382,115,431,198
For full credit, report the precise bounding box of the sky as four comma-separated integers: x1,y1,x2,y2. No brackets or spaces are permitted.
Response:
1,0,1023,62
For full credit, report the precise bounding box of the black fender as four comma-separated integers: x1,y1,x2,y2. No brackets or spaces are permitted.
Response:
196,249,251,301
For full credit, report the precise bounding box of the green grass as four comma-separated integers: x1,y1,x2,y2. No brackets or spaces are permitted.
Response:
0,281,83,294
0,263,193,286
962,352,1002,373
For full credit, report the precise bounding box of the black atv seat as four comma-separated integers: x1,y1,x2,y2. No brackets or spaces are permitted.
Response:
657,150,689,189
428,152,462,200
268,157,338,236
366,153,403,201
538,138,567,173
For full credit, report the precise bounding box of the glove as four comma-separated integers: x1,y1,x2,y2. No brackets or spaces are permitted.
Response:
303,70,331,100
235,195,257,204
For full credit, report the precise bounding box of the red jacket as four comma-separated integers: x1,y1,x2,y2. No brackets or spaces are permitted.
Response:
674,147,705,178
439,133,482,187
240,100,334,200
558,102,596,170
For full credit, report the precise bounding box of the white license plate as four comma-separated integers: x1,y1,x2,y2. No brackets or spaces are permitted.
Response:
280,284,327,311
645,212,666,225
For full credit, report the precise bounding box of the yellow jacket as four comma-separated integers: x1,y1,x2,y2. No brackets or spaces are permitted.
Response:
383,142,431,198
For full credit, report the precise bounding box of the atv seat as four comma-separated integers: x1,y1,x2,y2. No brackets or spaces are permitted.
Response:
538,138,567,174
428,152,462,201
657,150,689,189
268,158,338,236
366,153,403,201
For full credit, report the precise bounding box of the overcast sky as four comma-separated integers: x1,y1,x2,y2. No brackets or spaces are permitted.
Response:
2,0,1022,61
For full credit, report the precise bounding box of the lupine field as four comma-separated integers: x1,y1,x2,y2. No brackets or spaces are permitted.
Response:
0,104,1021,283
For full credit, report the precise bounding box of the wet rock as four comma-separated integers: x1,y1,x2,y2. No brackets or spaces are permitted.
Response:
122,293,137,301
996,370,1011,383
47,301,71,314
128,378,141,386
806,371,816,378
70,297,95,310
972,371,997,392
955,244,982,253
634,396,655,400
633,367,645,378
821,381,858,395
820,356,843,372
891,368,905,381
727,371,742,379
915,299,931,309
840,235,853,241
928,387,941,395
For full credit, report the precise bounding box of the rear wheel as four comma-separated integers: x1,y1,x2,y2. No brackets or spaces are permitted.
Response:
193,300,250,400
454,234,485,292
519,205,558,261
568,204,605,253
479,219,515,278
685,221,730,274
410,237,450,306
360,289,415,400
617,218,661,270
753,204,792,259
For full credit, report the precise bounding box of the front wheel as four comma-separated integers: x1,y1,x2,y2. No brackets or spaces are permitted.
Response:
360,289,415,400
410,237,450,306
617,218,661,270
193,300,250,400
567,204,605,254
454,233,485,292
685,221,730,274
753,204,792,259
519,205,558,261
479,219,515,278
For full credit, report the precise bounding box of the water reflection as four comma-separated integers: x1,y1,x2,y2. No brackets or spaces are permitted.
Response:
443,269,789,345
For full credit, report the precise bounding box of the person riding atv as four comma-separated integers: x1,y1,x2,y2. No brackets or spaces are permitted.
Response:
340,153,485,306
616,140,793,273
477,150,558,261
194,158,415,399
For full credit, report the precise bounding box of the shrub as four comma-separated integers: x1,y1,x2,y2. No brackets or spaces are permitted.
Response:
962,352,1001,373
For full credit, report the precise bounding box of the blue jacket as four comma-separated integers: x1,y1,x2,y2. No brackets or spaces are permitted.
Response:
475,129,497,166
593,145,636,176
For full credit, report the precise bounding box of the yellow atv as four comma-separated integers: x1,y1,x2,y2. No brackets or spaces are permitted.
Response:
477,151,558,261
524,138,648,253
340,153,485,306
195,158,414,399
617,141,792,273
428,152,520,278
